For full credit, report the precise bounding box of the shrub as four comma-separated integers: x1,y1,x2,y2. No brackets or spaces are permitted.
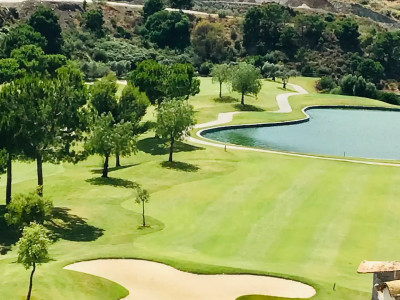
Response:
301,64,315,77
199,62,213,76
5,191,53,228
81,61,110,80
317,76,336,91
377,91,400,105
340,74,358,95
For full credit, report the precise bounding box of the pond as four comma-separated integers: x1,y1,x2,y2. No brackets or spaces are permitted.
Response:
202,108,400,160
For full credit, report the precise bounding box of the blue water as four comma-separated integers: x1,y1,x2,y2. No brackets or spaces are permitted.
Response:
203,108,400,160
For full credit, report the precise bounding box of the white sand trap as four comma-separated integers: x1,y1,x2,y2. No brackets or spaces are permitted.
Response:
65,259,316,299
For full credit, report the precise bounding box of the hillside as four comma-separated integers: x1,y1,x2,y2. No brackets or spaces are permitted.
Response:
196,0,400,26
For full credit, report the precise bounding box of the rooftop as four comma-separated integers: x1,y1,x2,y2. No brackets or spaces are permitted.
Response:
358,261,400,273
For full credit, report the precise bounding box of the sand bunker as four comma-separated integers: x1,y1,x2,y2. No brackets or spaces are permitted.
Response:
65,259,316,299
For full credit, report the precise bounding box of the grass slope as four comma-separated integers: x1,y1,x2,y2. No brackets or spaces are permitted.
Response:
0,77,399,300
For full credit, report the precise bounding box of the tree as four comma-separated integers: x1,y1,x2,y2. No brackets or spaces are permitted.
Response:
316,76,336,91
129,60,200,105
262,62,283,81
9,45,67,76
143,0,164,19
0,65,89,196
10,45,45,72
294,15,326,48
28,5,63,54
166,63,200,100
243,4,288,55
144,11,190,50
118,83,150,129
129,60,166,104
0,58,22,83
90,73,118,117
5,191,53,228
0,149,6,182
340,74,358,95
83,9,104,36
156,99,195,162
370,31,400,79
135,186,150,227
231,63,262,105
191,20,227,62
1,24,46,57
279,27,299,57
211,64,231,98
17,223,52,300
85,113,136,178
169,0,193,10
276,67,298,89
357,59,384,84
334,18,360,52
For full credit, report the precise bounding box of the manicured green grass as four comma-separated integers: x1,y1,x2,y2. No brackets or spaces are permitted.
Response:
0,77,399,300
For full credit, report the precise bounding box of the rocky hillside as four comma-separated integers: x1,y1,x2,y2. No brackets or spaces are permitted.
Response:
198,0,400,26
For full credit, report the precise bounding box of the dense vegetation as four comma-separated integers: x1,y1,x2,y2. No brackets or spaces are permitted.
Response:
0,1,399,103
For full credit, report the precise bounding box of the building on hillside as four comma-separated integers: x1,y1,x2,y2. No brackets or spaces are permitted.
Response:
358,260,400,300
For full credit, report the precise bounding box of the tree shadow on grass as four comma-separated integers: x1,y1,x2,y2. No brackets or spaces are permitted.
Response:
0,205,20,255
234,104,264,112
160,161,200,172
90,164,139,175
45,207,104,242
137,137,204,156
86,177,140,189
213,96,238,103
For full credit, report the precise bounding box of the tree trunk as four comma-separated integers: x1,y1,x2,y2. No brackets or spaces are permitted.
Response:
142,201,145,227
169,137,174,162
26,262,35,300
116,152,121,167
6,154,12,205
102,154,109,178
241,92,245,105
219,82,222,98
283,81,287,89
36,154,43,197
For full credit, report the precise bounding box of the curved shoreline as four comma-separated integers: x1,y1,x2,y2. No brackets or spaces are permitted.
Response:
200,105,400,133
64,259,316,299
189,86,400,167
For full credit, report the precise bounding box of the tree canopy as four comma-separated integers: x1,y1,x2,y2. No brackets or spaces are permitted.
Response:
231,63,262,105
211,64,231,98
83,9,104,36
85,113,136,178
144,11,190,50
143,0,165,19
156,99,195,162
28,5,63,54
0,64,89,195
17,223,52,300
90,73,119,118
334,18,360,52
191,20,227,62
169,0,193,10
129,60,200,104
5,191,53,228
1,24,46,57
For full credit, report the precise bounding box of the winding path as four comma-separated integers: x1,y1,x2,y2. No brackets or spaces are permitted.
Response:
65,259,316,299
195,83,307,129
